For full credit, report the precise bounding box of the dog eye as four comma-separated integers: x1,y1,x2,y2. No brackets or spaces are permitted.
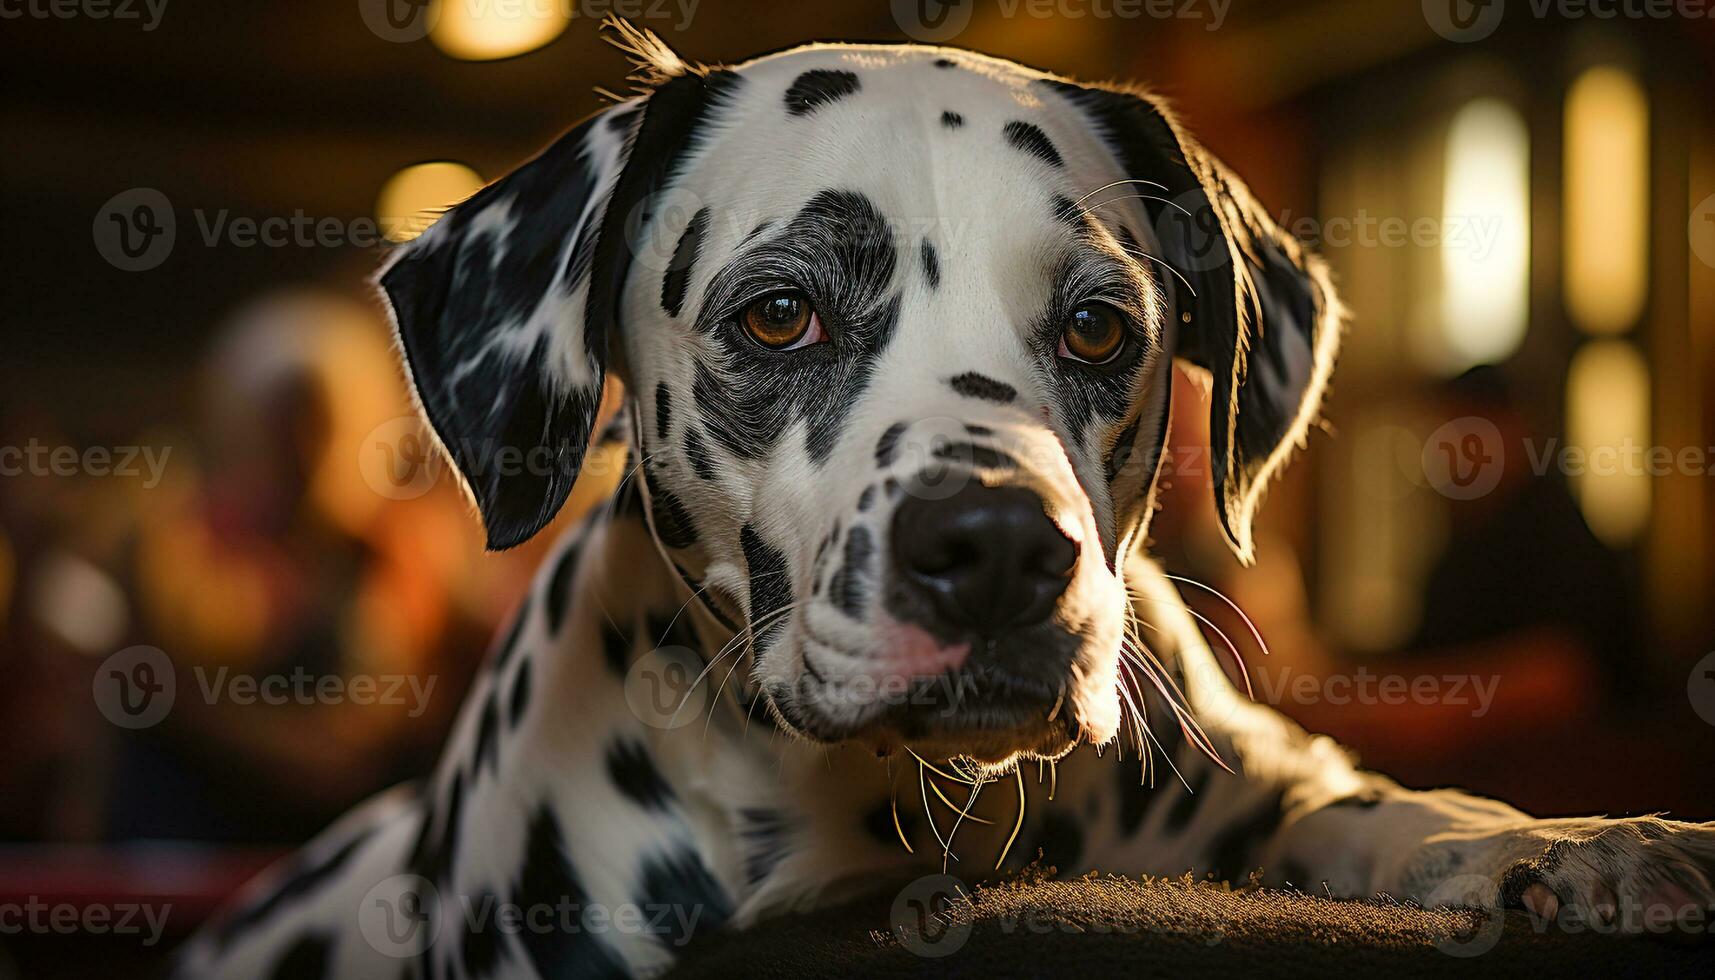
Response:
1057,303,1127,364
741,291,826,350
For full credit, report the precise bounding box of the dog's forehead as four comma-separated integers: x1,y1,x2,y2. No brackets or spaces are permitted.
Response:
662,45,1139,269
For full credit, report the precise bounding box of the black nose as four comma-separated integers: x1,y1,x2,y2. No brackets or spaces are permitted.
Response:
890,482,1077,632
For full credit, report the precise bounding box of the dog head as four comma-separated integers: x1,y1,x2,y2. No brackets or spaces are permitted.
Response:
380,27,1340,774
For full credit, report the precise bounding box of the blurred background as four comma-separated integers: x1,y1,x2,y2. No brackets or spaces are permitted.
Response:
3,0,1714,974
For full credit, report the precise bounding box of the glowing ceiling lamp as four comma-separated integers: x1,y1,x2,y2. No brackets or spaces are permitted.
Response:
1566,339,1651,547
430,0,569,61
1563,65,1649,336
1438,97,1531,374
376,161,485,243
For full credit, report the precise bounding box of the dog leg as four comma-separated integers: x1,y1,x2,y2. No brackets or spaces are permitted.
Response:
1083,557,1715,935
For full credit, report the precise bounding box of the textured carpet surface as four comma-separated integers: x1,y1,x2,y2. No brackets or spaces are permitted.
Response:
668,872,1714,978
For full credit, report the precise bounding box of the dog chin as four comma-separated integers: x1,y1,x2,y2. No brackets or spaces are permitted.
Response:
828,706,1085,774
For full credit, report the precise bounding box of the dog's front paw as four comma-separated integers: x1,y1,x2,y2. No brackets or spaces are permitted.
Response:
1412,816,1715,936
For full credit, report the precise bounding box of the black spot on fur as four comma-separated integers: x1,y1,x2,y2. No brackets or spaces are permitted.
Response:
829,526,874,618
1115,223,1142,255
740,525,792,651
494,594,532,671
508,658,533,729
947,372,1017,404
1003,120,1064,168
933,441,1018,471
875,422,907,467
661,207,709,317
606,737,676,810
472,693,501,777
1207,791,1286,885
921,238,941,290
400,773,465,911
1050,193,1090,231
857,485,876,512
513,806,626,976
1106,417,1142,482
636,848,732,948
739,808,793,886
934,57,957,68
654,382,673,442
214,830,373,948
784,69,860,116
684,426,717,481
600,619,631,676
941,110,965,129
459,889,510,977
693,190,901,464
646,477,699,550
544,541,582,635
609,471,645,521
264,933,332,980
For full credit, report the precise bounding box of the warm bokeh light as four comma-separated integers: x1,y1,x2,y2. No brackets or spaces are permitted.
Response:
1566,339,1652,546
30,551,129,655
376,161,485,243
429,0,570,61
1438,98,1531,375
1564,66,1649,336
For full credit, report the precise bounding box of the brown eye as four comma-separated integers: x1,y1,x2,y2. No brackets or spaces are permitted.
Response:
741,291,825,350
1058,303,1127,364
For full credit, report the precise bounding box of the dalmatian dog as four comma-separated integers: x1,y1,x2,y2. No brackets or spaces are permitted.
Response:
177,24,1715,980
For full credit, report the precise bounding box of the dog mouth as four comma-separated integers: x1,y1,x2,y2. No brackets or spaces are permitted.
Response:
767,632,1089,769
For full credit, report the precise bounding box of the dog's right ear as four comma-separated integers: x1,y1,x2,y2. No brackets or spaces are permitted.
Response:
379,53,742,551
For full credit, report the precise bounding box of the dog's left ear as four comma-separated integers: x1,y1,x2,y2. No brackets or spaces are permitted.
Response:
380,40,739,550
1045,81,1343,565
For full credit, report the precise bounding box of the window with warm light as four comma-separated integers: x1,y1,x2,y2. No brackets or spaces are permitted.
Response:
1566,339,1652,546
1437,97,1531,375
1563,65,1649,336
